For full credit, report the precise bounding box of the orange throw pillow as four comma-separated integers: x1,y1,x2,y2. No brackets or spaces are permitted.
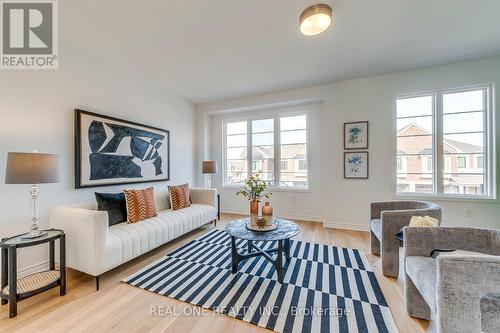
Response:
168,183,191,211
124,187,157,223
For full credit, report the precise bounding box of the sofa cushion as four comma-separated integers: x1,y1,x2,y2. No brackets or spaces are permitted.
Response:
168,183,191,210
103,204,217,271
370,219,382,240
124,187,158,223
406,256,437,311
95,192,127,226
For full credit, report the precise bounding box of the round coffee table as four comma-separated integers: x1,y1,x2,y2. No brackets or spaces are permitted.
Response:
225,218,300,283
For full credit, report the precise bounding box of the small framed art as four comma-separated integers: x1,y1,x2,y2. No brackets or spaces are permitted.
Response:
344,121,369,149
344,152,369,179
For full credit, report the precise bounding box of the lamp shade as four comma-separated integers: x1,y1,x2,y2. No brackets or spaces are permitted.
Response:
202,160,217,174
5,152,59,184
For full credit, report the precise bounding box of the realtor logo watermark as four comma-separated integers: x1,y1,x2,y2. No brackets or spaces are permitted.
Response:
1,0,58,69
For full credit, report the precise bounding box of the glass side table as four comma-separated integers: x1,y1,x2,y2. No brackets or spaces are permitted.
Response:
1,229,66,318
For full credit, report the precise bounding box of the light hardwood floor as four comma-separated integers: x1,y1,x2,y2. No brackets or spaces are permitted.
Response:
0,214,428,333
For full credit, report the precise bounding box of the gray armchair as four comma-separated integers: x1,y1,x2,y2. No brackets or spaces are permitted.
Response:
404,227,500,333
370,201,442,277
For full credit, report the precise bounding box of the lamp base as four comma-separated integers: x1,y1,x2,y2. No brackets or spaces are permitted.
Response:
21,230,48,240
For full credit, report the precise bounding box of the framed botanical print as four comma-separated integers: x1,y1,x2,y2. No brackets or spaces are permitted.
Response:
344,121,369,149
344,152,369,179
75,109,170,188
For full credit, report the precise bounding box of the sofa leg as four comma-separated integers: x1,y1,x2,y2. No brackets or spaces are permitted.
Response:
370,231,380,255
405,273,431,320
96,276,100,291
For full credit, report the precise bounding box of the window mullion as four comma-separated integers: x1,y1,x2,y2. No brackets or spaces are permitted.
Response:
275,115,281,187
435,93,444,195
247,120,252,178
484,87,492,196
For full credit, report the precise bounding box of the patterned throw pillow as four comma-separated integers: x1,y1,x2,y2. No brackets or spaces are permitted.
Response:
124,187,157,223
168,183,191,210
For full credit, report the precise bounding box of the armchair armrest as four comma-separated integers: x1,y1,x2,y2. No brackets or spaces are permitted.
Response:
190,188,217,207
436,255,500,330
49,206,108,276
481,293,500,333
370,202,395,220
404,227,500,258
380,206,440,242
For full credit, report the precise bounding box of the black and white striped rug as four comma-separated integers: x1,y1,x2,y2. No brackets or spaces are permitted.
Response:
124,229,398,333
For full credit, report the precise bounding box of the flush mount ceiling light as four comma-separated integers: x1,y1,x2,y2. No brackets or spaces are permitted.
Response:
299,3,333,36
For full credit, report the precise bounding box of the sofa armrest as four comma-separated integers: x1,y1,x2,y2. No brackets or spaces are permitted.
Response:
190,188,217,207
404,227,500,258
49,206,109,276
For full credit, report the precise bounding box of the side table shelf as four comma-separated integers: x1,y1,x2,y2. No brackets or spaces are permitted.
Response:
1,270,61,297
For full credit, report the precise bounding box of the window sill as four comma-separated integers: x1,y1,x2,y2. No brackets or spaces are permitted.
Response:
393,193,498,203
222,186,311,193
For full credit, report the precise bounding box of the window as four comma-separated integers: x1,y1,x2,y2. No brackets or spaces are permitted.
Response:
396,157,403,171
224,121,248,185
457,156,467,169
224,114,308,188
396,85,494,198
251,118,274,184
298,160,307,171
477,156,484,169
421,157,433,173
280,115,308,188
396,95,434,193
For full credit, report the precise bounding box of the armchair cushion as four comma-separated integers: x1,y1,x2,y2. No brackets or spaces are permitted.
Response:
406,256,437,312
370,219,382,239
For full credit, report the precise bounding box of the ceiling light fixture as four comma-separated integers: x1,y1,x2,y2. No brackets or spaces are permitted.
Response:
299,4,333,36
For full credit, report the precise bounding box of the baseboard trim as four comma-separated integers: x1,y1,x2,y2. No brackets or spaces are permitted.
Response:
221,209,323,223
18,260,50,278
323,221,369,232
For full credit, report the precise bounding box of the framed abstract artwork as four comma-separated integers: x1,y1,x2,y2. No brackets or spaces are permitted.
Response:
344,121,369,149
344,152,369,179
75,109,170,188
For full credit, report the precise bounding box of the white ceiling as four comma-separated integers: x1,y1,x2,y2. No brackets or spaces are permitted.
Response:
63,0,500,103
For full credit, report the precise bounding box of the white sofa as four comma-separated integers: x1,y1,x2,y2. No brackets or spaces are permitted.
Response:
50,188,217,289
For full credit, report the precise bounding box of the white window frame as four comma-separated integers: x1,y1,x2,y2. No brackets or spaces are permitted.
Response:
395,84,496,200
222,110,310,191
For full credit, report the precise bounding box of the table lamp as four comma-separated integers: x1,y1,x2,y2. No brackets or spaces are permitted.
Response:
5,152,59,239
202,160,217,188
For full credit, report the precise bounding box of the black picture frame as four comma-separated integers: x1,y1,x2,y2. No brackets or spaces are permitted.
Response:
344,151,369,179
344,121,369,150
75,109,170,189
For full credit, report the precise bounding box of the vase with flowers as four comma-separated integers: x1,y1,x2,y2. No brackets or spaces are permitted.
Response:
236,173,272,226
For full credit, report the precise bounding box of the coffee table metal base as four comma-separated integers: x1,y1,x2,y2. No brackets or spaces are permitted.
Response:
230,236,291,283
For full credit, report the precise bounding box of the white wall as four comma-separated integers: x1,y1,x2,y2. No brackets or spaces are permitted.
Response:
0,55,195,276
197,56,500,231
205,103,324,222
